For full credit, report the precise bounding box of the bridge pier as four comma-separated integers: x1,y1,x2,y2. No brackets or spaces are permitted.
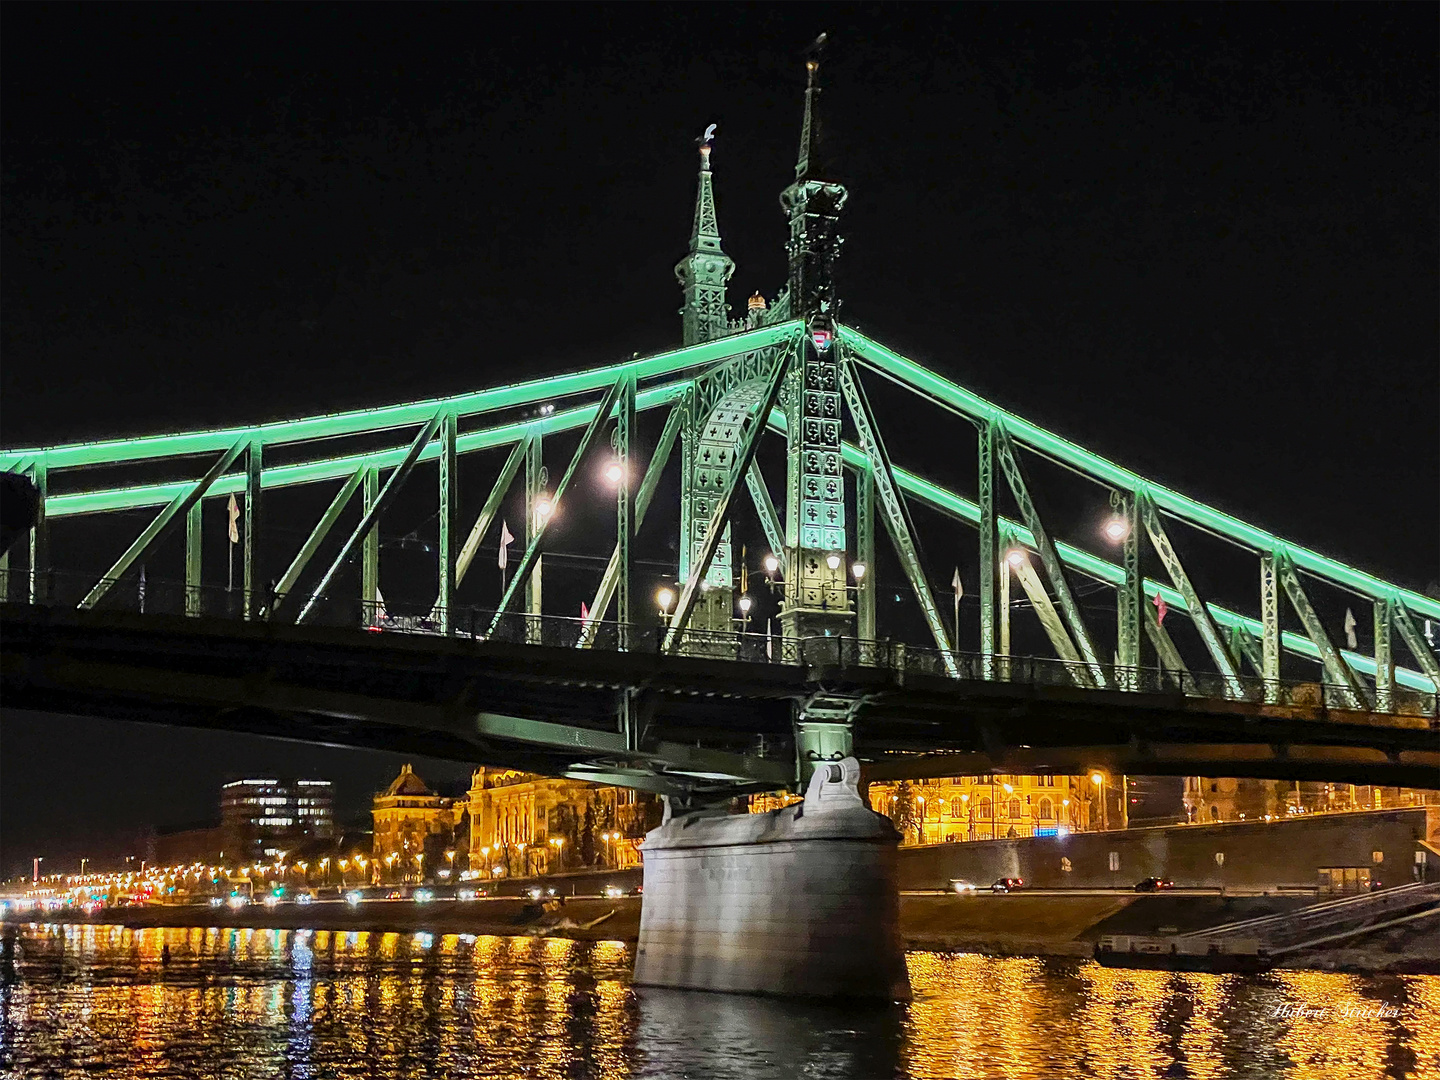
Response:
633,757,909,1000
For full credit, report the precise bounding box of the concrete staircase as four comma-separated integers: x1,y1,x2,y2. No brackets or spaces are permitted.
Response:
1184,882,1440,955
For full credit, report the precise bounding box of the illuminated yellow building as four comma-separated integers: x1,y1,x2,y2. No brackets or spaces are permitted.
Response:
371,765,464,883
865,774,1094,844
1184,777,1437,823
464,768,661,879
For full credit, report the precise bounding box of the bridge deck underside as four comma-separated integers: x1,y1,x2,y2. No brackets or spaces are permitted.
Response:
3,608,1435,791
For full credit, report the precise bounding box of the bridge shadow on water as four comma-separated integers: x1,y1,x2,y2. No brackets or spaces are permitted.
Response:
633,987,905,1079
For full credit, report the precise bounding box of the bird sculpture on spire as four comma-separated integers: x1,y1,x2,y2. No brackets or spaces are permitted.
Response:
699,123,717,146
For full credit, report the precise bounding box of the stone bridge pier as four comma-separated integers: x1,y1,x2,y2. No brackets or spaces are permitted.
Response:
632,757,910,1000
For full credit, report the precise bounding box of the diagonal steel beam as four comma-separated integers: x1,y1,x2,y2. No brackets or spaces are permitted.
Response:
1391,600,1440,692
664,346,791,652
490,377,627,631
578,399,686,646
1143,596,1188,688
840,325,1440,623
6,322,805,472
79,438,248,610
1229,623,1265,677
455,436,530,589
762,410,1438,695
745,462,787,578
296,413,444,623
838,351,957,674
1006,546,1090,687
1137,489,1243,699
993,421,1106,687
269,467,367,617
1274,550,1371,709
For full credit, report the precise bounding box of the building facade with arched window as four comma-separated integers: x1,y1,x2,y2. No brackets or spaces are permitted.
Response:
866,774,1094,845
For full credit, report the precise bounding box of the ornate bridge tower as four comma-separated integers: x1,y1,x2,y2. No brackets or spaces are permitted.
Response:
778,55,852,641
675,132,741,634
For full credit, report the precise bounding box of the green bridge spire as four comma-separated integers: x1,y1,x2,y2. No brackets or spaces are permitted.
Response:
675,127,735,346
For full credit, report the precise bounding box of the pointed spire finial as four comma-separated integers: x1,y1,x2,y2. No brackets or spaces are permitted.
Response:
796,33,827,181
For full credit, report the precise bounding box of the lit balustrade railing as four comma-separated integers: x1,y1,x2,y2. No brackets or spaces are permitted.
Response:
4,567,1434,720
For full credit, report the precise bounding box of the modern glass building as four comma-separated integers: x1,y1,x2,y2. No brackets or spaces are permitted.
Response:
220,778,334,861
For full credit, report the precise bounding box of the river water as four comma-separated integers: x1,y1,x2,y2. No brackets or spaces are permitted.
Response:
1,924,1436,1078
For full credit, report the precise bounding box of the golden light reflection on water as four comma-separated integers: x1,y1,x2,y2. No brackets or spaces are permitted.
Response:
3,927,1436,1079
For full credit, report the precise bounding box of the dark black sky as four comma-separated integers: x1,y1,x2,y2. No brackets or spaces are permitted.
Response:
2,5,1436,876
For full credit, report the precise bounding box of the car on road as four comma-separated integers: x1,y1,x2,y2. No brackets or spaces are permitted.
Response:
950,879,978,895
1133,877,1175,892
991,877,1026,893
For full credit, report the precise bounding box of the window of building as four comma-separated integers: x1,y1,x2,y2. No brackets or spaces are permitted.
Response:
1038,798,1054,821
1008,797,1022,820
949,797,964,819
977,798,992,820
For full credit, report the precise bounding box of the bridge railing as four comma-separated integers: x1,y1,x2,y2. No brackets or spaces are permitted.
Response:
5,568,1435,720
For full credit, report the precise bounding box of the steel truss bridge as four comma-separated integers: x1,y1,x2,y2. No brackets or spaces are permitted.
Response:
2,59,1437,801
2,318,1436,798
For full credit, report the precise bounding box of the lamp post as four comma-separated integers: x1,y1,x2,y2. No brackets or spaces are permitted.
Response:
1091,772,1107,831
656,586,675,652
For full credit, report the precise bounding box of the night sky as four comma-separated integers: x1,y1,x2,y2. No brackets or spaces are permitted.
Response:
2,5,1435,877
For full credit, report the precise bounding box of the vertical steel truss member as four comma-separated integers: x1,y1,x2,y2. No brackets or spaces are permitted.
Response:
80,438,248,610
978,421,998,675
855,463,876,641
437,410,458,634
185,501,202,616
1260,551,1281,703
992,422,1106,687
1143,597,1188,687
270,467,367,617
1373,599,1394,713
1007,547,1090,687
998,540,1011,661
361,467,379,615
665,346,791,652
243,440,262,619
455,436,530,588
837,352,956,673
1113,490,1141,689
746,462,787,578
524,432,543,630
1137,490,1243,699
1390,601,1440,692
28,460,47,604
578,401,685,646
297,413,444,623
614,374,636,646
490,377,627,632
1273,550,1370,709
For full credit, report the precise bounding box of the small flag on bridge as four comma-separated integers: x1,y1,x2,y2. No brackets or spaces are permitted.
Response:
227,494,240,544
1153,592,1167,625
580,601,590,622
1344,607,1358,650
498,520,514,569
951,567,963,600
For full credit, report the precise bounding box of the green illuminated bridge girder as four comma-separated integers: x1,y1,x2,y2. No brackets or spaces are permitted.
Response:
839,325,1440,623
0,323,803,474
761,411,1438,695
39,381,695,518
5,321,1434,696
